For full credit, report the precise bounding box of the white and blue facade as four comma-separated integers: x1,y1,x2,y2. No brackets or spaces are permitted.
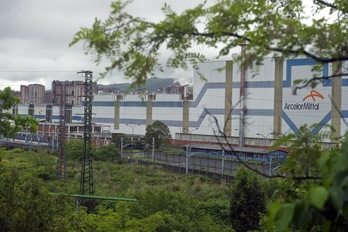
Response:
13,57,348,143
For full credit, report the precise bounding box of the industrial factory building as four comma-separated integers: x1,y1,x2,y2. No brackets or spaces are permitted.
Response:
12,57,348,146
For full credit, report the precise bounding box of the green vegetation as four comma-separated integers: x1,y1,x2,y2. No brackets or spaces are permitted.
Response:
230,168,266,232
271,124,331,179
0,87,38,138
144,120,172,149
67,139,121,163
2,127,348,231
0,146,233,231
268,133,348,231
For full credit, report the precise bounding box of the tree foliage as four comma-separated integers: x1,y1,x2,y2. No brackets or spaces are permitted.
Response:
94,144,121,162
0,147,232,231
66,139,84,161
230,167,267,232
71,0,348,89
268,133,348,231
128,189,231,231
67,140,121,162
0,87,38,138
0,167,76,232
144,120,171,148
271,124,331,179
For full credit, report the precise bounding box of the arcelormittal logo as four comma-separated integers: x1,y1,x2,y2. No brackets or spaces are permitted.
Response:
302,90,324,102
284,90,323,111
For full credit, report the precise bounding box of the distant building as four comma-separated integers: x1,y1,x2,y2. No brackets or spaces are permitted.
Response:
28,84,45,104
180,85,193,100
20,84,45,104
52,80,98,105
20,85,29,104
44,90,53,104
11,90,21,99
155,84,181,94
166,85,181,94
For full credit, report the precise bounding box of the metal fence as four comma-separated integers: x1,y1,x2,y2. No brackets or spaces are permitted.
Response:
124,151,273,184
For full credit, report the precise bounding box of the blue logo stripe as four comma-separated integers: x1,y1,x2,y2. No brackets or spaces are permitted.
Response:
282,111,300,134
310,112,331,135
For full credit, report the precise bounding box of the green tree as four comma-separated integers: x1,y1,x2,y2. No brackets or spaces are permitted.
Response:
111,134,130,148
144,120,171,149
66,139,84,161
129,189,231,231
0,87,38,138
201,199,231,227
230,167,266,232
94,144,121,162
269,133,348,231
70,0,347,88
272,124,330,179
0,168,76,232
67,139,121,162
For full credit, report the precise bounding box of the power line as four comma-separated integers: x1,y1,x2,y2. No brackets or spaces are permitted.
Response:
0,70,79,73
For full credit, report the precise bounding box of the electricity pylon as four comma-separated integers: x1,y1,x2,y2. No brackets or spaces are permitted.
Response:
78,71,94,196
57,81,67,180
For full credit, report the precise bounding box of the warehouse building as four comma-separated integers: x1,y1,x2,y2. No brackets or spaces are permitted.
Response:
13,57,348,147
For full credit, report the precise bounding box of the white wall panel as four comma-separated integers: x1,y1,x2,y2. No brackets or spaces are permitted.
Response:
17,104,28,115
197,114,225,135
233,57,275,82
246,88,274,109
282,62,331,132
120,107,146,120
152,107,182,123
244,115,274,137
94,94,115,101
195,89,225,108
156,94,181,101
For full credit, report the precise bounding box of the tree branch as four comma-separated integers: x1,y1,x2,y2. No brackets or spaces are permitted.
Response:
292,72,348,94
191,31,348,64
313,0,338,10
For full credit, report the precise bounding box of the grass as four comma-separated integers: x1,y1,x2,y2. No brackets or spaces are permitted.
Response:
0,148,230,202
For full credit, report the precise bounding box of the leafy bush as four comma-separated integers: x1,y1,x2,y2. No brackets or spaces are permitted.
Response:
230,167,266,232
94,144,121,162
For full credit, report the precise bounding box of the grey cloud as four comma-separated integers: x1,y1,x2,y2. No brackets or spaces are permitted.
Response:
0,0,210,91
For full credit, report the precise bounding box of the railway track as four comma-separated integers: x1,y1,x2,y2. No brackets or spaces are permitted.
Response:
0,139,50,151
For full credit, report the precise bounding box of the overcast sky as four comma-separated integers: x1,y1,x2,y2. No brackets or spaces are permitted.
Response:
0,0,217,91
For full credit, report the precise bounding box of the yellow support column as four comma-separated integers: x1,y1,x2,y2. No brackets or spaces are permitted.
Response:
273,57,283,137
331,62,342,141
113,95,122,130
146,94,155,126
224,61,233,136
182,100,189,134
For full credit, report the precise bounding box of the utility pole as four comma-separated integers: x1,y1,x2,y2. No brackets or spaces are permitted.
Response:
239,43,247,148
79,71,94,196
256,132,274,176
185,127,198,174
126,124,140,154
56,81,74,180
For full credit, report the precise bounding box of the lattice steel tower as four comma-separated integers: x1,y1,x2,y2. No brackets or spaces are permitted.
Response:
57,81,67,180
79,71,94,196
